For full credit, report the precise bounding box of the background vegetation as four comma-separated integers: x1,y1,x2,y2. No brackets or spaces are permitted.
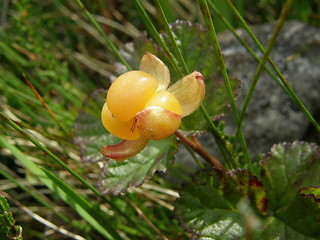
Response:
0,0,319,239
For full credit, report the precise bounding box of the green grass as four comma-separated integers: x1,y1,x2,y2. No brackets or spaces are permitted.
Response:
0,0,319,239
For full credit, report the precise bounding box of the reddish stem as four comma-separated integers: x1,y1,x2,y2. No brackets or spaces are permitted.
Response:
174,130,225,170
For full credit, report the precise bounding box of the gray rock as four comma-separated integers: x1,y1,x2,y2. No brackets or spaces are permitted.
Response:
164,21,320,187
215,21,320,159
178,21,320,172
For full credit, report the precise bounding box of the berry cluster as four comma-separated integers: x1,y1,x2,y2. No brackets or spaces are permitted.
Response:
102,70,182,141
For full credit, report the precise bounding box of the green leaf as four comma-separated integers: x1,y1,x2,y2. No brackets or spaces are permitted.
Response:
0,195,23,240
74,89,177,195
175,169,266,239
300,186,320,200
260,141,320,211
108,21,241,130
260,141,320,238
275,188,320,239
98,138,176,195
258,216,317,240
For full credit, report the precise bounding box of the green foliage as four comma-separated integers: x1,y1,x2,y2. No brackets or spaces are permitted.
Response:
176,142,320,239
260,142,320,238
98,139,177,195
41,167,122,239
74,89,177,195
0,0,319,239
175,169,266,239
105,21,241,130
0,195,23,240
73,21,241,196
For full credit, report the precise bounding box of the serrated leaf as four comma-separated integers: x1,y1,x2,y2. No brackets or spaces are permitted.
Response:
98,138,177,195
108,21,241,130
0,195,23,240
275,189,320,239
300,186,320,200
74,90,177,195
259,216,317,240
260,141,320,238
260,141,320,211
175,169,266,239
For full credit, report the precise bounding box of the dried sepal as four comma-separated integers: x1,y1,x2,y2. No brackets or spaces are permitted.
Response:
168,71,205,117
136,106,182,140
139,52,170,91
101,138,149,162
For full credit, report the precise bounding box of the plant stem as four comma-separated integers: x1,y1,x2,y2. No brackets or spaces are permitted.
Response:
198,0,252,171
231,0,296,135
153,0,234,169
175,130,224,170
126,196,168,240
199,105,237,169
208,1,282,86
185,144,205,169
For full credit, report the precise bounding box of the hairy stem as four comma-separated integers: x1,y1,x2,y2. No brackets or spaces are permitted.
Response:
175,130,224,170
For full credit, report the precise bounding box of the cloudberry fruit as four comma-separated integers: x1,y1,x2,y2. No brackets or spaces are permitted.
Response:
103,71,183,141
107,71,158,121
101,102,140,140
144,90,182,116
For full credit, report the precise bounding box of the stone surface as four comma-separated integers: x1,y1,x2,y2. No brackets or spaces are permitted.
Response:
174,21,320,176
218,20,320,158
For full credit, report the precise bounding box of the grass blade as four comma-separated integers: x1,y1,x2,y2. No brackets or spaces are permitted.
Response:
41,167,122,240
0,163,69,223
197,0,252,171
0,111,154,235
208,1,281,86
225,0,320,133
136,0,237,168
132,0,183,77
73,0,132,70
0,111,101,197
23,74,69,136
0,41,30,67
153,0,189,74
0,135,121,239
